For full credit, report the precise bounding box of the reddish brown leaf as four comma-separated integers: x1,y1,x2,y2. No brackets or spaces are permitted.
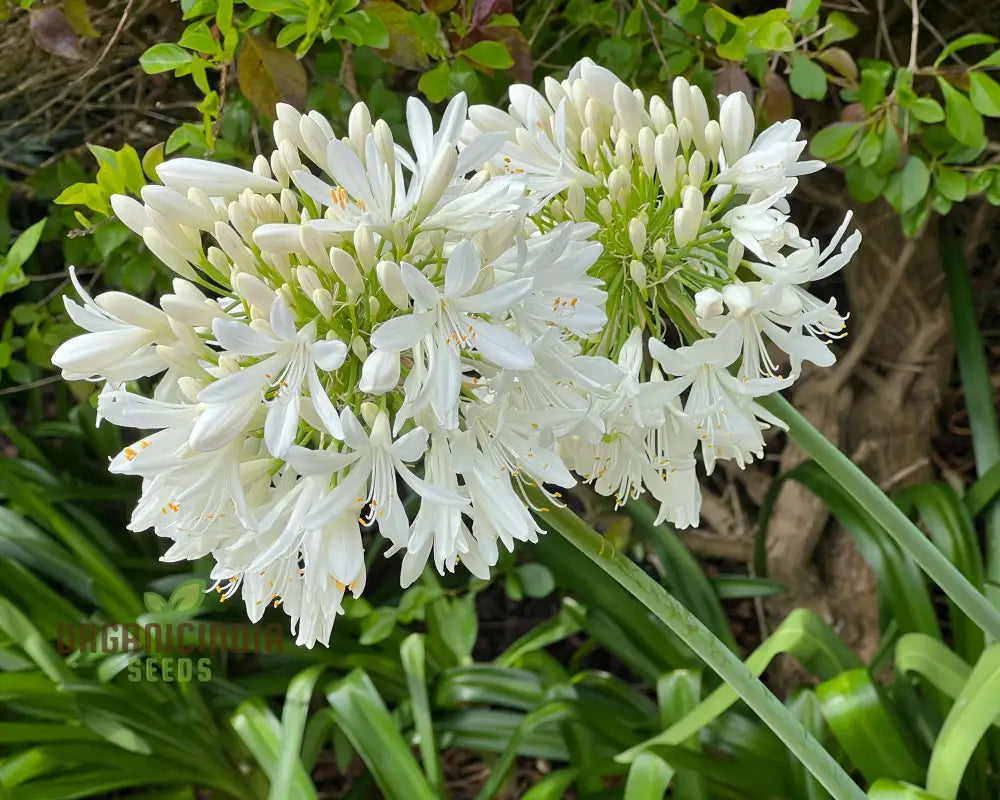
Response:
841,102,866,122
30,7,84,60
713,62,753,103
762,72,793,122
472,0,512,27
237,34,307,119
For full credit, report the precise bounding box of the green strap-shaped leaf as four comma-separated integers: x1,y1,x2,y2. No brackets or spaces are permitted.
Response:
617,608,860,763
326,669,436,800
926,644,1000,798
230,697,316,800
816,669,925,785
400,634,443,796
868,779,944,799
269,666,324,800
894,634,972,701
895,484,985,661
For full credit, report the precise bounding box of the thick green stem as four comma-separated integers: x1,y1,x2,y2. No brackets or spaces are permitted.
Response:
760,394,1000,640
535,499,866,800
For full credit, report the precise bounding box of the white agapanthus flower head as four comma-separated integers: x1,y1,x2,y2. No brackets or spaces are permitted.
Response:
53,61,860,647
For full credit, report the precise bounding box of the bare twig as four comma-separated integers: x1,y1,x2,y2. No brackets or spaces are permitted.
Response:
70,0,135,87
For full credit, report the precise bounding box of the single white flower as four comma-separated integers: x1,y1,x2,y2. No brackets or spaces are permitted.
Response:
200,297,347,456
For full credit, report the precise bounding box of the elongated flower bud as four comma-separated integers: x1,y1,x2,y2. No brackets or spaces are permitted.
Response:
330,247,365,296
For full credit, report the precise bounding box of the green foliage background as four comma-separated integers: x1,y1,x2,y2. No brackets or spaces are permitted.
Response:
2,1,1000,797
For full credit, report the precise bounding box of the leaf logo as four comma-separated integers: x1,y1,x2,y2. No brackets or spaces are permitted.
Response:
144,579,207,613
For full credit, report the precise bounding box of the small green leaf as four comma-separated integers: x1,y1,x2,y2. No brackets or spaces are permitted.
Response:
142,143,165,182
809,122,861,160
751,20,794,52
3,219,46,272
884,156,930,212
789,0,820,21
968,72,1000,117
936,167,967,202
934,33,998,67
907,96,945,123
139,43,192,73
462,40,513,69
939,79,985,147
846,162,887,202
789,53,827,100
822,11,858,45
417,61,451,103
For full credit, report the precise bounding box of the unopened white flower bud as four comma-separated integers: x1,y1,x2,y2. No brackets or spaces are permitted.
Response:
652,237,667,264
584,98,604,132
687,151,707,189
312,287,334,318
373,120,395,168
353,227,376,272
141,185,213,231
629,259,647,288
637,127,656,178
330,247,365,297
703,121,722,163
280,189,299,222
143,227,196,279
672,76,692,123
298,115,329,167
566,182,586,220
613,82,643,139
299,224,329,268
614,132,632,168
628,218,647,256
269,150,290,187
678,117,694,151
727,239,745,272
368,296,380,318
415,146,457,219
277,140,302,175
719,91,755,165
348,102,373,157
580,127,599,165
655,132,678,196
233,273,276,313
649,94,673,132
608,165,630,199
359,349,401,394
253,223,302,254
550,199,565,220
252,155,272,180
376,260,409,309
360,401,379,428
351,334,368,361
598,198,613,224
689,85,709,152
296,265,322,295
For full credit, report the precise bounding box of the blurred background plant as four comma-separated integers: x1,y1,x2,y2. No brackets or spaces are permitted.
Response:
2,0,1000,797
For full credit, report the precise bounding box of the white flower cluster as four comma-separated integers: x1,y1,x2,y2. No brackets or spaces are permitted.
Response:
53,58,860,647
